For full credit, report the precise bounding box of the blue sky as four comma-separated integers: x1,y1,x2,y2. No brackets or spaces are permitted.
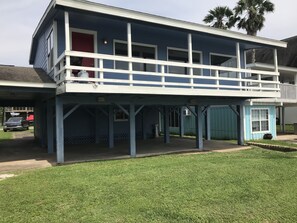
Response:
0,0,296,67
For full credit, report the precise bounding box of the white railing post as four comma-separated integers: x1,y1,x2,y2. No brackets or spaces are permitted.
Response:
215,70,219,90
161,65,165,88
258,74,262,91
236,42,242,90
127,23,133,86
188,33,194,89
99,59,104,85
64,11,71,81
274,48,279,91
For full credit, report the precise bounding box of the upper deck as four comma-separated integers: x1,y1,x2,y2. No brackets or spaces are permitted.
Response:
30,0,287,98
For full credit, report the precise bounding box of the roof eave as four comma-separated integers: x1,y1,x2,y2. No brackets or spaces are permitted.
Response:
56,0,287,48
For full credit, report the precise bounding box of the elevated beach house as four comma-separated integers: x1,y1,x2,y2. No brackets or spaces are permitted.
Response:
2,0,287,163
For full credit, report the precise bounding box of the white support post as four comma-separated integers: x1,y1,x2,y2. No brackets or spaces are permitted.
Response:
129,104,136,157
215,70,220,90
236,42,242,89
274,48,279,90
55,97,64,163
188,33,194,89
127,23,133,86
64,11,71,80
99,59,104,85
258,74,262,90
161,65,165,88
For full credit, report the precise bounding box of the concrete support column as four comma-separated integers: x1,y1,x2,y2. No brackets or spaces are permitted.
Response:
205,107,211,141
179,107,184,137
195,105,203,149
282,106,285,133
163,106,170,144
95,108,100,144
108,105,114,149
47,100,54,154
237,104,244,146
55,97,64,163
129,104,136,157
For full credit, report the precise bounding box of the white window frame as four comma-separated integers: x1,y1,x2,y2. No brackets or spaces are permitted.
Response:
209,52,237,77
167,47,203,75
46,28,54,72
251,108,270,133
113,39,158,71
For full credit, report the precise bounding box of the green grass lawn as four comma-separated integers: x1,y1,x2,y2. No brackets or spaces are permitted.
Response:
0,130,12,142
1,148,297,222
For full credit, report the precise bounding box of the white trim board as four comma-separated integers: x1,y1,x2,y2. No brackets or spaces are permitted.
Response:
0,81,56,89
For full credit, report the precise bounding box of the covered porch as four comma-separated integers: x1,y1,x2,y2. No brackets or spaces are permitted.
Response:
48,94,246,163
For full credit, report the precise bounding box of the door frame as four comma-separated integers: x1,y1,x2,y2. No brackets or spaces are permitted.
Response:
70,28,98,77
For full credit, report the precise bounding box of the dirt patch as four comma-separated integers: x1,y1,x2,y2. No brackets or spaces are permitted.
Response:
0,174,15,181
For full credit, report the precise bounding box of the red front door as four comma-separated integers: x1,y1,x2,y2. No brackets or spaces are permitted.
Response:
72,32,95,78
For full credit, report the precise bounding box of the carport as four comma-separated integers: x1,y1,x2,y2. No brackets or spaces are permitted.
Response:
0,65,56,153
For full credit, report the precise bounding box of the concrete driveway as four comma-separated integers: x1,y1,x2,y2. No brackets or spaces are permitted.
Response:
0,130,55,173
0,130,251,173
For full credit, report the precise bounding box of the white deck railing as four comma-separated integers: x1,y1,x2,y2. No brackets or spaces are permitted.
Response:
54,51,280,94
280,84,297,100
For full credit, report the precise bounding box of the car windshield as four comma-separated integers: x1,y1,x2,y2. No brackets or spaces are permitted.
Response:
7,117,22,122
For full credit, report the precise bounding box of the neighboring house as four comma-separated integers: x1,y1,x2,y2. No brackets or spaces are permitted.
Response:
0,0,286,163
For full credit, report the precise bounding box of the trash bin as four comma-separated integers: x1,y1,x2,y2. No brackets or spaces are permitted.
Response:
294,123,297,134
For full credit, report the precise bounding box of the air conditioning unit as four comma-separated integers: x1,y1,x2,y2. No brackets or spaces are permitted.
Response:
184,108,191,116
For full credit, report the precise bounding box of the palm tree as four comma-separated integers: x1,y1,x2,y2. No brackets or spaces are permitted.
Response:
234,0,274,62
234,0,275,36
203,6,235,30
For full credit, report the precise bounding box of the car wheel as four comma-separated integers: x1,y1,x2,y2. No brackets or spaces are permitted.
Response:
3,129,7,132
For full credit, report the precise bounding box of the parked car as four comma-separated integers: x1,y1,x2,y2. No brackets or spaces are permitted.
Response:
3,117,29,132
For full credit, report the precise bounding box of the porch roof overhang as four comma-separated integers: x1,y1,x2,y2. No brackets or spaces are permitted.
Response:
247,63,297,74
0,66,56,106
30,0,287,65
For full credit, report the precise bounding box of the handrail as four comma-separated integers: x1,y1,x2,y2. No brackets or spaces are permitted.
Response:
54,50,280,94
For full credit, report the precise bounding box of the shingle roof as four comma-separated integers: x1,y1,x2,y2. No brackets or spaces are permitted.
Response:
250,36,297,68
0,65,55,84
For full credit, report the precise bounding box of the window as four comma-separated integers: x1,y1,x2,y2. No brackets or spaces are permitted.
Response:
168,49,202,75
169,110,179,127
114,41,156,72
210,53,237,78
251,109,269,132
114,109,128,122
47,30,54,71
